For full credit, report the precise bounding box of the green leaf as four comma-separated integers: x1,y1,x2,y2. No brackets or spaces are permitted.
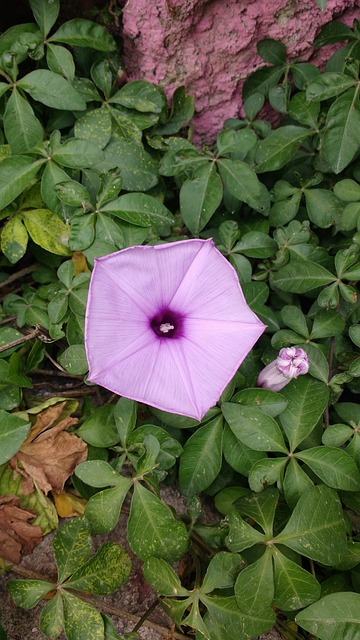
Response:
306,72,356,101
22,209,71,256
235,488,279,536
41,161,71,215
4,89,43,154
50,19,116,51
84,481,132,534
29,0,60,36
74,107,112,150
248,456,288,492
235,548,274,614
232,387,288,418
323,89,360,173
280,304,309,336
301,343,329,383
223,423,266,475
296,592,360,640
76,406,120,447
7,579,54,609
222,403,288,453
110,80,164,113
233,231,277,258
295,447,360,491
102,139,158,191
272,259,335,292
155,86,195,135
128,482,188,562
288,92,320,127
242,66,284,100
75,460,124,488
257,39,286,65
334,178,360,202
1,214,28,264
143,557,190,596
179,416,223,495
217,158,262,209
272,547,321,610
180,163,223,236
0,410,30,465
311,309,345,339
18,70,86,111
65,542,131,595
202,551,245,593
283,458,314,509
226,511,266,553
113,397,137,447
279,377,329,451
46,43,75,81
39,592,64,639
201,594,275,640
255,126,312,172
322,423,353,447
61,591,104,640
101,192,174,232
304,188,343,228
51,139,104,168
275,485,347,565
0,156,44,210
58,345,88,374
53,517,92,583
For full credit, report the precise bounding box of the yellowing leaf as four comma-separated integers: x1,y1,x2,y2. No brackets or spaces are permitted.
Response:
52,491,86,518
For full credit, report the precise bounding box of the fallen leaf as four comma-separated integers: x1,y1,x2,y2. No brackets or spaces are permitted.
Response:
52,491,86,518
9,401,87,495
0,495,42,564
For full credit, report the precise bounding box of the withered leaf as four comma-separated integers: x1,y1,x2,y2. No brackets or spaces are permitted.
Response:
9,402,87,495
0,495,42,564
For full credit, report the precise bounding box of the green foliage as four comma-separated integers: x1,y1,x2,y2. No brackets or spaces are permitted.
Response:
2,3,360,640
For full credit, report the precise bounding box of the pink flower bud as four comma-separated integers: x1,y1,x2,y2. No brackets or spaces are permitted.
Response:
257,347,309,392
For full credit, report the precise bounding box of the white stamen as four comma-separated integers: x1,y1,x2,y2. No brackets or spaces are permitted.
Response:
159,322,175,334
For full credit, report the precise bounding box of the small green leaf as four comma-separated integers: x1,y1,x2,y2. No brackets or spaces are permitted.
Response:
235,548,274,614
0,410,30,465
0,156,44,210
179,416,223,495
232,387,288,417
235,488,279,536
46,43,75,81
143,557,190,597
223,423,266,475
180,163,223,236
84,481,132,534
65,542,131,595
50,18,116,51
304,188,342,228
226,511,266,553
4,89,43,154
8,580,54,609
58,345,88,375
22,209,71,256
275,485,347,565
39,592,64,639
248,456,288,492
296,592,360,640
53,517,92,583
128,482,188,562
110,80,165,113
295,446,360,491
272,259,335,293
74,107,112,150
306,72,356,101
279,377,329,451
76,406,120,447
323,89,360,173
113,397,137,447
222,403,288,453
217,158,262,210
61,591,104,640
1,214,28,264
29,0,60,36
201,593,275,640
272,547,321,610
255,126,312,172
51,139,104,168
18,70,86,111
257,39,287,65
102,192,173,232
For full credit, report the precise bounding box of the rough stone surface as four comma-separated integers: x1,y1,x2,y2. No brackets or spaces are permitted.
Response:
122,0,358,143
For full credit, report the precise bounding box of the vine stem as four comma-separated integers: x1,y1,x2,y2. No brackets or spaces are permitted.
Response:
9,564,191,640
0,264,38,289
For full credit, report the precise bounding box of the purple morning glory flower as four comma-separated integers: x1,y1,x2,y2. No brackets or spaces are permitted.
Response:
257,347,309,393
85,238,265,420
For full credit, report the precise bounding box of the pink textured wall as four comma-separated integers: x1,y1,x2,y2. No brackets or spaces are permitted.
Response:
122,0,358,143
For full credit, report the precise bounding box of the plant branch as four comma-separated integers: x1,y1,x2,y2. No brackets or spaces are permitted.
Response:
0,264,38,289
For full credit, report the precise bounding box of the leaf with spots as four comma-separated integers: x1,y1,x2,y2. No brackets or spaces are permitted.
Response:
128,482,188,562
65,542,131,595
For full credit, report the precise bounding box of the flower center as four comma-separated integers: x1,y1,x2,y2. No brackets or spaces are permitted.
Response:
151,310,182,338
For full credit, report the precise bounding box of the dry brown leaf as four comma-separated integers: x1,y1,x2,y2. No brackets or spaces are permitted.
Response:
0,495,43,564
9,401,87,495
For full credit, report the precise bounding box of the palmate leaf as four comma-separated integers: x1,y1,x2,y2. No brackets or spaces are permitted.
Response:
65,542,131,595
200,593,275,640
201,552,245,594
275,485,347,565
21,209,71,256
222,403,288,453
272,258,335,292
323,89,360,173
272,547,321,610
235,548,274,614
143,556,190,597
279,377,329,451
128,482,189,562
295,446,360,491
49,19,116,51
4,89,43,154
101,192,174,233
84,482,132,534
1,214,29,264
53,517,92,583
179,415,223,495
29,0,60,36
254,126,313,172
39,592,64,639
296,592,360,640
61,591,104,640
217,158,262,210
18,70,86,111
0,410,30,465
180,163,223,236
0,156,45,210
7,579,54,609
